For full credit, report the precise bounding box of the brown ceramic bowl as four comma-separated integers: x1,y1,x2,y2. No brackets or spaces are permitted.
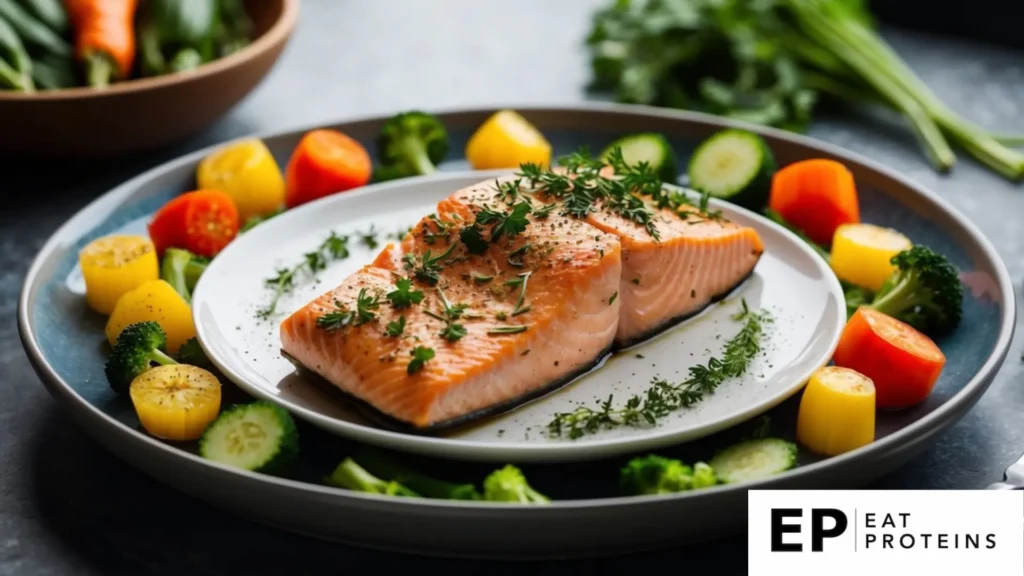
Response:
0,0,298,158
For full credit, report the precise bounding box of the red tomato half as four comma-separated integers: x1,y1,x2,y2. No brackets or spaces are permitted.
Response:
832,307,946,409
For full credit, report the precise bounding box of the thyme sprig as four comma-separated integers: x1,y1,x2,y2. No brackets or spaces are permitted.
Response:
547,300,772,439
258,232,350,319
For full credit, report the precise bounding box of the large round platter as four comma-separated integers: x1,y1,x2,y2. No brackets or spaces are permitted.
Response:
192,171,845,462
18,104,1015,558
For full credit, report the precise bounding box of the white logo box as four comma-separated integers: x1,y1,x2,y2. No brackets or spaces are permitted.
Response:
748,490,1023,575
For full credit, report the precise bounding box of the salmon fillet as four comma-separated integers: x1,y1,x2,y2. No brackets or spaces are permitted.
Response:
586,201,764,346
280,179,622,430
548,164,764,346
280,167,763,429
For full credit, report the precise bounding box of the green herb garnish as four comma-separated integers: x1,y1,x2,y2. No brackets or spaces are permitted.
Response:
385,315,406,337
517,149,662,240
507,243,531,268
360,225,380,249
408,346,435,374
316,288,382,331
488,325,529,335
425,287,469,343
510,272,531,317
258,232,350,319
478,201,533,243
386,277,425,309
405,243,457,286
547,300,772,439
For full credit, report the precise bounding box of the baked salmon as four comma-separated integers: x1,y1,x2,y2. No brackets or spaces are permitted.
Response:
280,179,622,430
280,162,763,430
586,201,764,346
548,163,764,345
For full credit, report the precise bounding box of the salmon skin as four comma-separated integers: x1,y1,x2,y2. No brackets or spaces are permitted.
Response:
280,171,763,431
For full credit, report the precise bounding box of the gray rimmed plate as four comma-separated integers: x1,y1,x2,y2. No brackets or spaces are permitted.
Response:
18,103,1015,559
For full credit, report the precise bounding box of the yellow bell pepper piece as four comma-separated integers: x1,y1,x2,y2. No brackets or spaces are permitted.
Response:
105,279,196,353
79,235,160,315
130,364,221,441
830,223,912,291
465,110,552,170
197,138,285,220
796,366,876,456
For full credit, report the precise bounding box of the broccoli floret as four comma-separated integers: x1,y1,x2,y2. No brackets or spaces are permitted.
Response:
160,248,209,302
326,458,420,497
375,111,449,177
619,454,693,494
178,337,213,371
691,462,718,489
355,450,481,500
104,322,178,394
866,245,963,336
482,465,550,504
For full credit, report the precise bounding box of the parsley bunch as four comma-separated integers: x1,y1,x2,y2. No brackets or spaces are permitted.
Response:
586,0,1024,180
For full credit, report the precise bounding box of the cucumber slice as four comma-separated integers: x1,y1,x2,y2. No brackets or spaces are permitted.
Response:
709,437,797,484
600,132,679,182
688,129,776,210
199,401,299,474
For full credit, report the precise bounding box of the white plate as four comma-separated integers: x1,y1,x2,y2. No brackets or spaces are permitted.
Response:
192,171,845,463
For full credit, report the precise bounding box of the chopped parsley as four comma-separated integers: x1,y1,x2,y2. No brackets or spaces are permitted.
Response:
459,224,489,255
385,315,406,337
407,346,435,374
609,291,618,305
386,277,424,308
359,225,379,249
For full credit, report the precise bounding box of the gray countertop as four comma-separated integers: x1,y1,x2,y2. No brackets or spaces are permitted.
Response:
3,0,1024,573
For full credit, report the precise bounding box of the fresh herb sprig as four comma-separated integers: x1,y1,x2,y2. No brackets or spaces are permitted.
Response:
425,287,469,342
315,288,383,332
547,300,772,439
460,201,533,254
258,232,351,319
517,148,667,239
403,243,457,285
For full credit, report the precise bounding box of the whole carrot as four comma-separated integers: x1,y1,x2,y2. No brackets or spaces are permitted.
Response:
63,0,137,87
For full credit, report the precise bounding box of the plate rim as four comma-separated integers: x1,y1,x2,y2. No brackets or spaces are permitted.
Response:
18,102,1017,511
191,169,847,462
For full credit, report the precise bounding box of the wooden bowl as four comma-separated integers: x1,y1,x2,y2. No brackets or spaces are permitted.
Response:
0,0,298,158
